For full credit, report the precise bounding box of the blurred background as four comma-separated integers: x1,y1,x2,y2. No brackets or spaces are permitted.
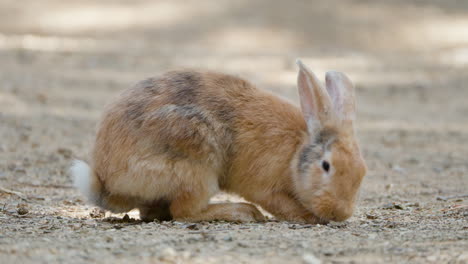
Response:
1,0,467,263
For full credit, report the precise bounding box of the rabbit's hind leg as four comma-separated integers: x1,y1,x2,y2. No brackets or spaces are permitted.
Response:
169,181,265,223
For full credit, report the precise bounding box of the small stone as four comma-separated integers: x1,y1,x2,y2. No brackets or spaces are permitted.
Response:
223,235,233,242
112,250,124,256
161,247,177,258
406,158,419,164
237,242,248,248
381,203,404,210
89,208,105,218
22,158,31,167
366,214,378,219
457,253,468,263
7,163,16,171
181,251,191,259
382,203,394,209
57,148,73,158
302,253,321,264
406,202,420,207
183,223,199,230
19,133,29,142
391,165,406,174
62,200,75,205
17,207,29,215
84,219,96,227
14,167,26,174
36,93,47,104
122,214,130,221
328,222,347,228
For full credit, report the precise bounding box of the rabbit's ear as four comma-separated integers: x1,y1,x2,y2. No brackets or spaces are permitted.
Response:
296,59,333,132
325,71,356,124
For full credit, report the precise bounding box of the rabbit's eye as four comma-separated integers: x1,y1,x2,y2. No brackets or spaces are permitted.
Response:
322,161,330,172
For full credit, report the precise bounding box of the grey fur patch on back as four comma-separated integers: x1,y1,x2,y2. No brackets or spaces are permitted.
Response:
123,78,161,129
128,72,238,171
138,78,158,93
206,96,236,124
167,71,202,105
155,104,212,128
125,101,147,128
140,104,218,161
167,72,236,125
165,72,237,166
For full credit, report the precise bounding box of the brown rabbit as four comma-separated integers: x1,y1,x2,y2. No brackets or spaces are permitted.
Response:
71,60,366,223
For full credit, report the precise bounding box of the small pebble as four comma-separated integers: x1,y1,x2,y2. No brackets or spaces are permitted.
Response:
382,203,405,210
122,214,130,221
302,253,321,264
57,148,73,158
366,214,378,219
36,93,47,104
183,223,199,230
223,236,233,242
328,222,347,228
237,242,248,248
391,165,406,174
89,208,105,218
161,247,177,258
181,251,191,259
17,207,29,215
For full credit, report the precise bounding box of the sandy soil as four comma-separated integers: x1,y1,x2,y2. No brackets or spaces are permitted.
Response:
0,0,467,263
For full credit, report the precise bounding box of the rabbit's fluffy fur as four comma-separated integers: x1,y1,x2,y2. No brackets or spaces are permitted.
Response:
72,61,366,223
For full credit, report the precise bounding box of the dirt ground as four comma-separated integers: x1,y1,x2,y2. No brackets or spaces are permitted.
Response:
1,0,467,263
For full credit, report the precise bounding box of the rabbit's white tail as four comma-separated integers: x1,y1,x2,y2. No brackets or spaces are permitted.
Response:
70,160,100,203
70,159,134,213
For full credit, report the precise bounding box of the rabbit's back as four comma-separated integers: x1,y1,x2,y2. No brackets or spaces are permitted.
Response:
91,71,255,201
